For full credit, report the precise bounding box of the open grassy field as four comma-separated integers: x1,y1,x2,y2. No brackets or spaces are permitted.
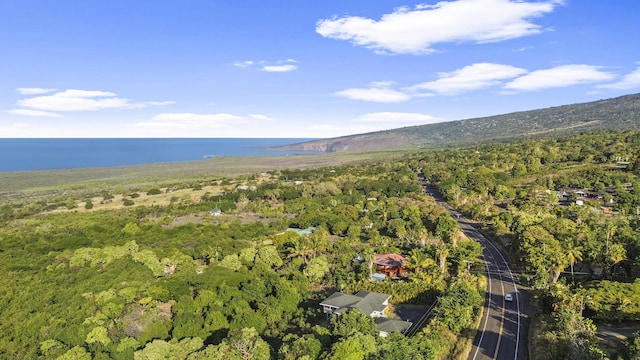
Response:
0,150,407,198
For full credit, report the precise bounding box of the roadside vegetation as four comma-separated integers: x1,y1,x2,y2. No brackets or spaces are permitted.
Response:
419,129,640,359
2,129,640,359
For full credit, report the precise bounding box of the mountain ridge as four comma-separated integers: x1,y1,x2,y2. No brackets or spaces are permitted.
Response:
274,92,640,152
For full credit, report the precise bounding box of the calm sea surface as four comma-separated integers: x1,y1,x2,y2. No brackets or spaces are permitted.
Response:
0,138,318,172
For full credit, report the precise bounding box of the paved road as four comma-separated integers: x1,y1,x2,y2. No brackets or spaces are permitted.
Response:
419,177,526,359
461,217,524,360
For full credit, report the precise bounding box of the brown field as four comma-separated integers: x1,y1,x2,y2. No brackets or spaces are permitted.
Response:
0,150,406,204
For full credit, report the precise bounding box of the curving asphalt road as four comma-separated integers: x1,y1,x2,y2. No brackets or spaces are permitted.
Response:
419,177,528,359
461,216,524,360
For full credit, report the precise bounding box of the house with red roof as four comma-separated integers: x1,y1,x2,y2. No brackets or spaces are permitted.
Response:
374,253,409,279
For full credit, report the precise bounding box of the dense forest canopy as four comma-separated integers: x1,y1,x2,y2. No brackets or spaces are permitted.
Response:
0,157,483,359
2,129,640,359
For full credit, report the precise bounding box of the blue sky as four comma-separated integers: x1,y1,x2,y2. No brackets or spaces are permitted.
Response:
1,0,639,138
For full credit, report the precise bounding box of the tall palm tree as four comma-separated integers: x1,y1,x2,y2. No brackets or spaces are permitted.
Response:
308,229,328,258
286,237,314,264
603,221,617,255
407,248,436,273
565,241,583,283
607,243,627,278
361,247,376,276
436,243,450,277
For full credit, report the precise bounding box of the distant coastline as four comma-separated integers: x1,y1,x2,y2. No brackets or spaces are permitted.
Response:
0,138,320,172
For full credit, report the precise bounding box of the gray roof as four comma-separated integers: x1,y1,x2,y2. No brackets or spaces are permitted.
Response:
320,291,391,316
375,317,412,333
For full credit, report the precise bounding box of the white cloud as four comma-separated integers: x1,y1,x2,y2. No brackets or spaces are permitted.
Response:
353,112,442,124
504,64,616,91
129,112,276,131
7,109,63,117
17,87,57,95
261,64,298,72
144,101,176,106
15,89,173,113
316,0,562,55
334,82,410,103
236,59,298,72
248,114,275,121
597,65,640,90
409,63,527,95
18,89,134,112
233,60,254,68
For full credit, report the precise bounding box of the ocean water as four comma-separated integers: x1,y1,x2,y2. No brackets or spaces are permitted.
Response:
0,138,318,172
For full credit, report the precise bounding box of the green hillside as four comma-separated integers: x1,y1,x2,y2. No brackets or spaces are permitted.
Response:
275,92,640,152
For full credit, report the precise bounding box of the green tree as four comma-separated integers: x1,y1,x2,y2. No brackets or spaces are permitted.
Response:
308,227,329,257
453,240,483,274
433,278,483,334
517,225,564,287
134,337,203,360
256,245,283,268
57,346,92,360
85,326,111,346
565,241,584,283
375,332,433,360
287,237,314,264
239,246,257,265
326,333,377,360
122,222,141,237
304,256,329,282
435,243,450,277
278,334,322,360
407,248,436,275
39,339,66,358
621,331,640,360
220,254,243,271
225,327,270,360
330,309,378,338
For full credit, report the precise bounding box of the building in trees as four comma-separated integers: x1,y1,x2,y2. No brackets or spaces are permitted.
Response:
320,290,412,337
374,253,409,279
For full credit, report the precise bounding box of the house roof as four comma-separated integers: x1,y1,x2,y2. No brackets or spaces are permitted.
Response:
374,317,412,333
320,291,391,316
285,227,316,236
374,254,407,267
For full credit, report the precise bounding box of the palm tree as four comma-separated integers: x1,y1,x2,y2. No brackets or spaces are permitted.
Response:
607,243,627,278
565,241,583,283
361,247,376,276
308,228,328,258
436,243,450,277
286,237,314,264
407,248,436,274
603,221,617,255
